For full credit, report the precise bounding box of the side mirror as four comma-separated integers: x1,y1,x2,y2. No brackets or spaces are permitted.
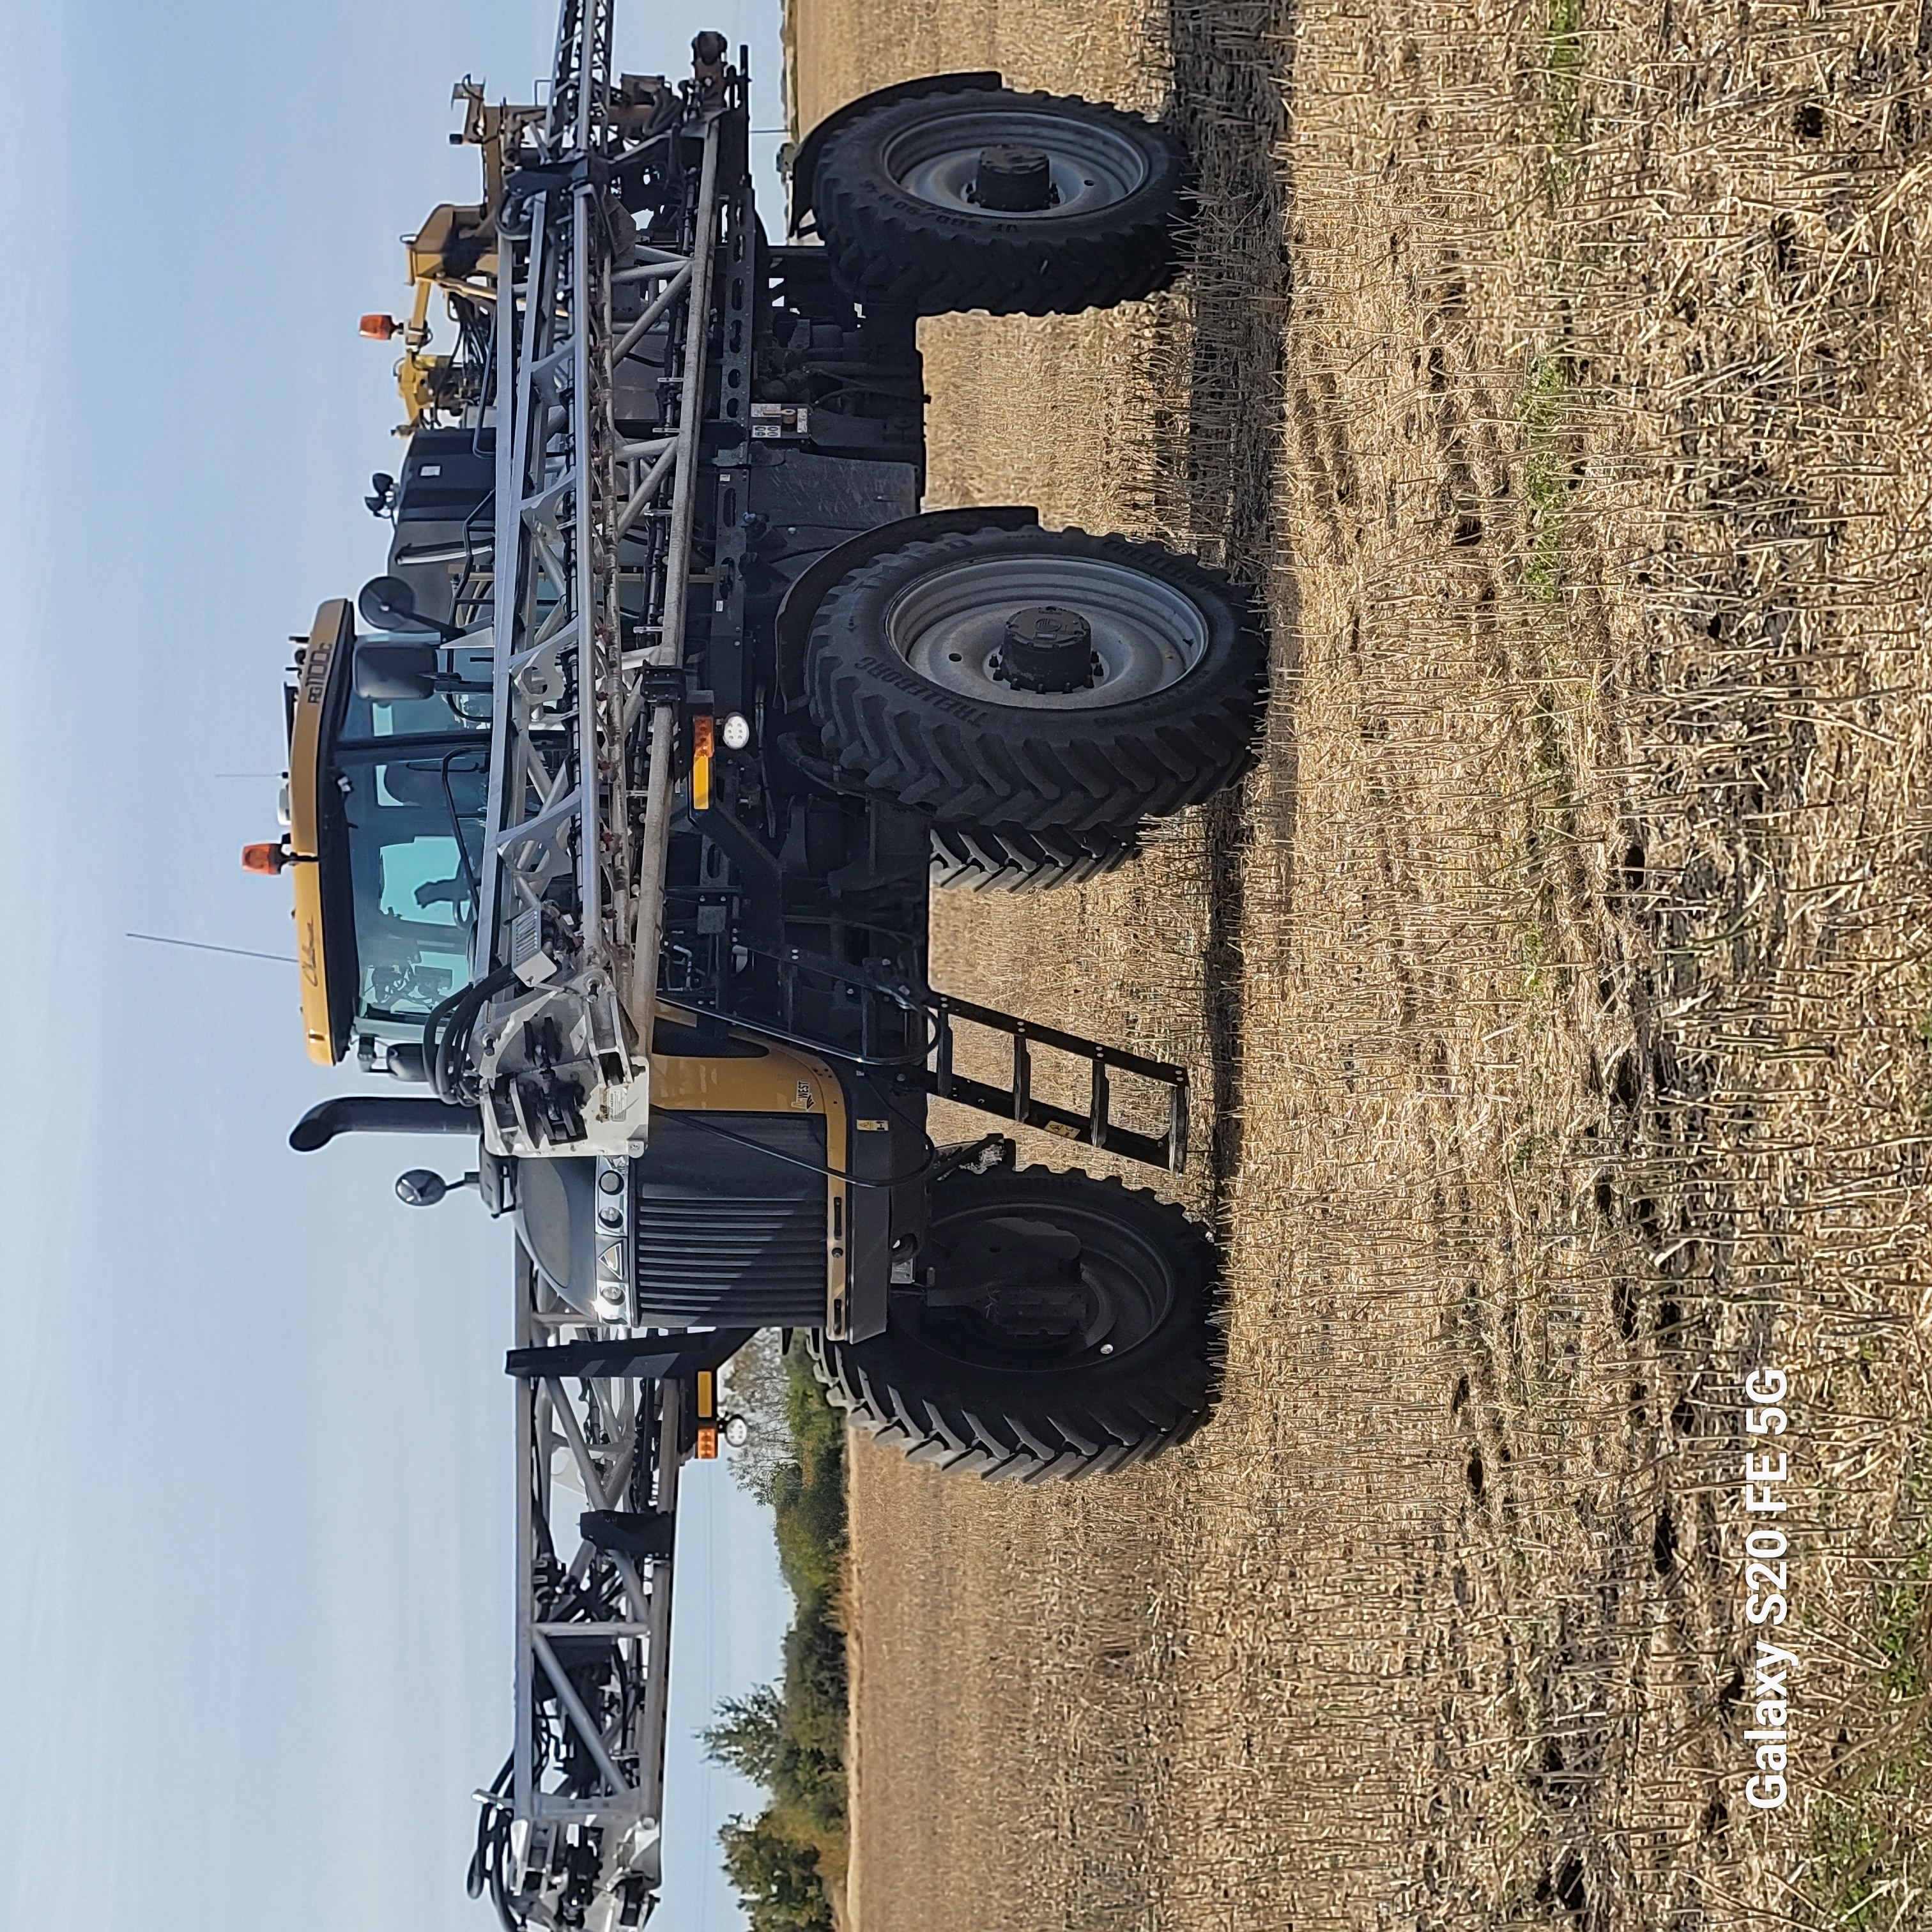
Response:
396,1168,479,1207
359,573,459,640
354,642,440,703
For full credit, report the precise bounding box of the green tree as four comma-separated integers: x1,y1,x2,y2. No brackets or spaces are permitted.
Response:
709,1346,849,1924
718,1815,834,1932
703,1683,786,1786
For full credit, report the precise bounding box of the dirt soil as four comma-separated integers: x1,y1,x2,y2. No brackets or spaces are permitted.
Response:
791,0,1932,1926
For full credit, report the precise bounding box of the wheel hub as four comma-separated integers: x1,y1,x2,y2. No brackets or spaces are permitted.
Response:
972,143,1055,211
978,1280,1090,1338
882,549,1213,712
992,604,1100,693
924,1214,1109,1348
879,109,1156,226
912,1201,1177,1371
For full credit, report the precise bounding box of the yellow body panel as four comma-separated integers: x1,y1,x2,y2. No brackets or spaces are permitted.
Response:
647,1039,837,1122
392,208,498,431
648,1009,847,1149
288,599,353,1063
406,204,493,286
293,864,332,1064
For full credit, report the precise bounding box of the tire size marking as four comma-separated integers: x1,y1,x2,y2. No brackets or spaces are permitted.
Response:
855,653,986,723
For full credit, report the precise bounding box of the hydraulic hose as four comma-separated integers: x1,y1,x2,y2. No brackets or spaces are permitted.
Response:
665,1106,935,1190
422,965,518,1104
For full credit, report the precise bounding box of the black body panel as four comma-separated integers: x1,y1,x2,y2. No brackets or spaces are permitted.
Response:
385,427,496,629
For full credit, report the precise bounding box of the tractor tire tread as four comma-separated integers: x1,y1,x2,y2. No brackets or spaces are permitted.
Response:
930,820,1140,894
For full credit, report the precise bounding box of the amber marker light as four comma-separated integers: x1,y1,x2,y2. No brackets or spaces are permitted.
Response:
241,841,288,875
359,314,400,340
694,1370,719,1457
691,712,715,812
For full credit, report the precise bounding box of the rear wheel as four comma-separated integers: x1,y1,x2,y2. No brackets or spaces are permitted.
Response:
930,820,1138,894
811,87,1185,316
806,523,1268,833
806,1166,1223,1481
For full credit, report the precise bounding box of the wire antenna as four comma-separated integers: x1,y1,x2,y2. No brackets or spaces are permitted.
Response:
125,931,297,965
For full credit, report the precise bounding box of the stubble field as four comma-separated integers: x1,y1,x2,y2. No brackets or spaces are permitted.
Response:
790,0,1932,1925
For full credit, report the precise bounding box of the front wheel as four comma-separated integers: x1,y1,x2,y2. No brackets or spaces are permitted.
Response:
806,1167,1224,1481
806,523,1268,833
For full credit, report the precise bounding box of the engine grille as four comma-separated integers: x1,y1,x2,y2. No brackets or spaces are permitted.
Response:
630,1113,827,1328
632,1196,826,1325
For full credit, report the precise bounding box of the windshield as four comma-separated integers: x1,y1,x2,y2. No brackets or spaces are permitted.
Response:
337,747,488,1022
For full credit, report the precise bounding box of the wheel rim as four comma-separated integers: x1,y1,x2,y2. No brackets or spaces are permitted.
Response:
909,1196,1178,1373
886,553,1209,710
879,107,1153,221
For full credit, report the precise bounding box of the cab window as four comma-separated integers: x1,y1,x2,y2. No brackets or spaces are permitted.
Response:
338,749,487,1022
339,641,493,744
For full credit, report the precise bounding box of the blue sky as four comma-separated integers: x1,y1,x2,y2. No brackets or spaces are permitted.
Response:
0,3,788,1928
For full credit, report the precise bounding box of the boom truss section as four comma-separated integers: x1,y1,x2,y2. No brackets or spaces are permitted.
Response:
469,1236,747,1931
472,14,746,1160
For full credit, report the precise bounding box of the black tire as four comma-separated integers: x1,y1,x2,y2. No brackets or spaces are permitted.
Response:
811,88,1184,316
806,1166,1224,1482
930,820,1139,894
806,524,1267,833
